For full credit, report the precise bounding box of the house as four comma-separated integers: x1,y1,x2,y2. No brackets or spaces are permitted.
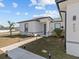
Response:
54,20,64,29
18,17,53,36
18,17,64,36
56,0,79,57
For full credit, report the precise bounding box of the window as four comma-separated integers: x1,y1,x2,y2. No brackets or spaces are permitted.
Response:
73,16,76,21
24,23,28,32
54,23,61,29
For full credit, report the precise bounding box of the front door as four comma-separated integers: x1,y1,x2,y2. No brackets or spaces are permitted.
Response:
44,24,46,35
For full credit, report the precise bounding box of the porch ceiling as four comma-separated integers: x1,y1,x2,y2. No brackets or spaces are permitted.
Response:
58,0,79,11
59,1,67,11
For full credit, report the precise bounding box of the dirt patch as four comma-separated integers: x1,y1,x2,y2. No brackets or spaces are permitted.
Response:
0,50,4,54
0,38,20,48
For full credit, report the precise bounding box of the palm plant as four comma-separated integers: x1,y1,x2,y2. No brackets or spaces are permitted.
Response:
8,21,15,36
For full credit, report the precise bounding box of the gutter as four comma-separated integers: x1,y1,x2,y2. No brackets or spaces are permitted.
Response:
55,0,66,20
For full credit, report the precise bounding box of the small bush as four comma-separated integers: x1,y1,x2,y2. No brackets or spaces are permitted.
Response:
54,28,63,38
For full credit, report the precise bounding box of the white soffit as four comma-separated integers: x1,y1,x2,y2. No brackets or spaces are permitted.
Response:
59,1,67,11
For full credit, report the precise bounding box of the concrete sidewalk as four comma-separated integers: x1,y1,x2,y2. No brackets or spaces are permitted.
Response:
8,48,46,59
0,37,42,52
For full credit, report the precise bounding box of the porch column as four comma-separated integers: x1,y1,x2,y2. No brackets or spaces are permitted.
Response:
46,21,50,36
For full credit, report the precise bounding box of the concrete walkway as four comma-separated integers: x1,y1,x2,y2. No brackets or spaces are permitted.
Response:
8,48,46,59
0,37,41,52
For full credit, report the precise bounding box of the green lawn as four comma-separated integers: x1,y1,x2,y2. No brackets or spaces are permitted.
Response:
21,36,79,59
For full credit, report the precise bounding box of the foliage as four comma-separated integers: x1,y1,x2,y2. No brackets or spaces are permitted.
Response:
20,37,79,59
8,21,15,36
54,28,63,38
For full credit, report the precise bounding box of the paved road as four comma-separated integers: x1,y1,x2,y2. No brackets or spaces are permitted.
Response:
8,48,46,59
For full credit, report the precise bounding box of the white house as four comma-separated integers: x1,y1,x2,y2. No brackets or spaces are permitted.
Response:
18,17,54,36
18,17,64,36
56,0,79,57
54,20,64,29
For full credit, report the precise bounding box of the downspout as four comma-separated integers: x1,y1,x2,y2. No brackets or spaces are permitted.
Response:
60,11,67,51
55,0,67,51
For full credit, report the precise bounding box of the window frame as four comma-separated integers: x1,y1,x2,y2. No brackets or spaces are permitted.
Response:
54,23,61,29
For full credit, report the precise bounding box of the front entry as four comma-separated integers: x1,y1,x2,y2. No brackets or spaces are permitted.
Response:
44,24,46,35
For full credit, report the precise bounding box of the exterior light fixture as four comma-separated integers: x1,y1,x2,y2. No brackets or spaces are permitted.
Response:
34,34,37,40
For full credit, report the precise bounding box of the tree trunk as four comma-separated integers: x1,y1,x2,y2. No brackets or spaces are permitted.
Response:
10,29,12,37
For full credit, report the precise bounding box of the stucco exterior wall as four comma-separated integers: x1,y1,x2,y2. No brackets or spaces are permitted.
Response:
19,20,64,36
19,17,55,36
66,1,79,57
19,23,25,34
19,21,44,35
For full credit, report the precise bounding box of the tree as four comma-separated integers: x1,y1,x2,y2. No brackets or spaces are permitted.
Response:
8,21,15,36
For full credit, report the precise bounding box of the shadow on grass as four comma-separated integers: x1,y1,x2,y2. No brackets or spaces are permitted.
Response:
20,36,79,59
1,34,32,38
0,53,11,59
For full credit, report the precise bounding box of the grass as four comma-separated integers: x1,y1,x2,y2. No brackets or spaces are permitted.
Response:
0,32,20,48
0,31,31,48
0,38,20,48
21,36,79,59
0,31,31,59
0,49,10,59
0,31,29,38
0,53,11,59
0,31,79,59
0,31,20,59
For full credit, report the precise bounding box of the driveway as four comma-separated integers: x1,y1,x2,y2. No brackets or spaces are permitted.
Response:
8,48,46,59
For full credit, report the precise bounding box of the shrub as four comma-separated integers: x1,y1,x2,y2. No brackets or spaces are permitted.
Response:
54,28,63,38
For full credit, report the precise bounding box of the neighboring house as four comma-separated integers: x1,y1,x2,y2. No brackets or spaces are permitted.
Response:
18,17,64,36
56,0,79,57
18,17,53,36
53,18,65,30
54,21,64,29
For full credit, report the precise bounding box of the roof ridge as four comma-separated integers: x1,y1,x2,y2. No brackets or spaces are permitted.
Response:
18,16,53,23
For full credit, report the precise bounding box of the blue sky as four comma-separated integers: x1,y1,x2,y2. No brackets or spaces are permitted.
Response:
0,0,60,26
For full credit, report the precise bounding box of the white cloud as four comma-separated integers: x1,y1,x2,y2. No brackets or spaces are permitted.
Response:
33,10,59,18
33,14,48,18
12,2,18,8
29,0,55,7
45,10,59,18
29,0,55,10
16,12,28,16
35,6,45,10
29,0,37,7
16,12,20,15
40,0,55,5
33,14,42,17
0,2,5,7
25,12,28,15
31,0,37,5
